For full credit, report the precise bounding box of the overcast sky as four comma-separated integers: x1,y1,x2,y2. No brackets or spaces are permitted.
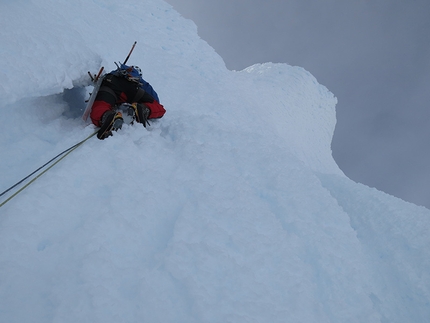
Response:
165,0,430,208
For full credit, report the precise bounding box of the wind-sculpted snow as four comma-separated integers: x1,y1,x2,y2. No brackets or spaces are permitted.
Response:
0,0,429,322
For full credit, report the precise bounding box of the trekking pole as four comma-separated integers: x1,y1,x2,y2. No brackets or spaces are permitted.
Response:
123,41,137,65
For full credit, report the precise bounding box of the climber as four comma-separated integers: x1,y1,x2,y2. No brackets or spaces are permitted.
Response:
90,64,166,139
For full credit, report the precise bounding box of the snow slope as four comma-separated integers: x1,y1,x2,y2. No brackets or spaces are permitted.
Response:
0,0,429,322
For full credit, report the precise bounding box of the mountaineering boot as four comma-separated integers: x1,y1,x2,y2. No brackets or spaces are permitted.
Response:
130,102,151,127
97,111,124,139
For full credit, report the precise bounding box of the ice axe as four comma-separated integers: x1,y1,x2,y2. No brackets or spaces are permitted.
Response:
123,41,137,65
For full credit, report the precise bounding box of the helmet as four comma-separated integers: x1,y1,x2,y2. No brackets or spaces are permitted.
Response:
132,66,142,76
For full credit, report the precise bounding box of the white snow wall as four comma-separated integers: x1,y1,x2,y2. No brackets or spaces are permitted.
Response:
0,0,429,322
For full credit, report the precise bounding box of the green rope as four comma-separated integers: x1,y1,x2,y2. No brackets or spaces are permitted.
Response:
0,131,98,208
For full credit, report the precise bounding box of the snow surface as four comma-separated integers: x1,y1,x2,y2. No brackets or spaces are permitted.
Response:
0,0,429,322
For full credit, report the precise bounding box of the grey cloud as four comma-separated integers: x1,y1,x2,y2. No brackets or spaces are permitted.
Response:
166,0,430,208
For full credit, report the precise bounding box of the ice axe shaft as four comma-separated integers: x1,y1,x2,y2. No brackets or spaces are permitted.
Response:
87,66,104,82
123,41,137,65
94,66,104,81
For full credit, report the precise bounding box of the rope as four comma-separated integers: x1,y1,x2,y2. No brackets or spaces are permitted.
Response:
0,130,98,208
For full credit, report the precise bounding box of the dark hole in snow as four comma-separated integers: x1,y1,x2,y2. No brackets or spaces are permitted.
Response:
61,86,88,119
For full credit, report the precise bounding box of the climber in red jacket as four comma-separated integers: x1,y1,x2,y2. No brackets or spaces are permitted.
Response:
90,64,166,139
